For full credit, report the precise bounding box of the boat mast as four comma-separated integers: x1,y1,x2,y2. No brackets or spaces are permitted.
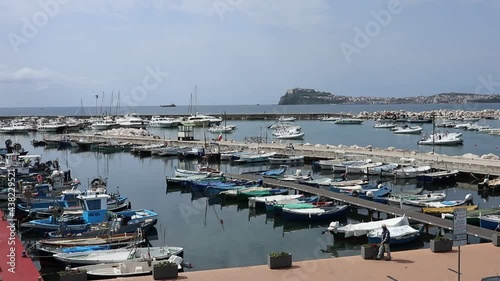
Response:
432,113,435,154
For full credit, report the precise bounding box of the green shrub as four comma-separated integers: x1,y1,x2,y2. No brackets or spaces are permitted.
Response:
269,251,290,258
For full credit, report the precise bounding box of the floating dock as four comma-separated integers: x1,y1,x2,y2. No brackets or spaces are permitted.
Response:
231,174,498,240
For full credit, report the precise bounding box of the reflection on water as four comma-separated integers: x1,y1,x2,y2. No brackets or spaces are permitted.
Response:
1,132,500,275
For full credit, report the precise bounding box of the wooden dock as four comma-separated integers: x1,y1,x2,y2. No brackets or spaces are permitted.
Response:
115,243,500,281
67,133,500,177
230,174,498,241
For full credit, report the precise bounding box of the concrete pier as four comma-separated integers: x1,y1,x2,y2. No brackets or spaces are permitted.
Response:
68,133,500,177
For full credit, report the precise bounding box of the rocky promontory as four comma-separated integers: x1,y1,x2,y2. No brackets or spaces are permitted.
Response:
278,88,500,105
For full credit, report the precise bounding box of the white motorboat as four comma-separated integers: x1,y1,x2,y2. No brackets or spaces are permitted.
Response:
181,113,222,126
366,163,399,175
278,116,296,122
373,122,397,129
417,133,463,146
53,246,184,265
275,131,305,139
0,122,30,133
91,118,118,130
207,124,236,133
333,160,370,173
116,113,149,128
334,118,363,124
319,116,338,122
393,126,423,134
149,116,181,128
392,165,431,179
327,216,409,238
37,121,67,132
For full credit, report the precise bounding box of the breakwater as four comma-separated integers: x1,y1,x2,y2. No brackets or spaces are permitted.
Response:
67,133,500,177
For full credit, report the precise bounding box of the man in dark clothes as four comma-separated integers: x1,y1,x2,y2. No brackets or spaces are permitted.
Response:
376,224,391,261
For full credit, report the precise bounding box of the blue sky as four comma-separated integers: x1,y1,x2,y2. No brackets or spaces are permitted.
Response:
0,0,499,107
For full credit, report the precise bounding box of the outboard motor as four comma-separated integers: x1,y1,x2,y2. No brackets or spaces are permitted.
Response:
465,193,474,206
327,221,340,234
366,191,374,198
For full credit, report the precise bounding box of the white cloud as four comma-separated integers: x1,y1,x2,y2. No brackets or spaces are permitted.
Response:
0,67,101,88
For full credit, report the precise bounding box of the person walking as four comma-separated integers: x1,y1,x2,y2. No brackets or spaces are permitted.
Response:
376,224,391,261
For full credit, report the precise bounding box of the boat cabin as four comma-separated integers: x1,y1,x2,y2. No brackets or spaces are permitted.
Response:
78,193,110,223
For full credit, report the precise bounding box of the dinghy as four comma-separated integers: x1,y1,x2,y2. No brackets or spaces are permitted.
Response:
392,165,431,179
75,255,185,277
327,216,409,238
248,194,303,208
393,126,423,134
421,194,473,209
53,246,184,265
373,122,397,129
387,192,447,209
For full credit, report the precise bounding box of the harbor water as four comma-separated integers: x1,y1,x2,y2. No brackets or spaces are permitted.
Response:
2,126,500,274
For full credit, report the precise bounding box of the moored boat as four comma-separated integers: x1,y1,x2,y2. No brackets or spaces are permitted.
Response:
282,204,349,221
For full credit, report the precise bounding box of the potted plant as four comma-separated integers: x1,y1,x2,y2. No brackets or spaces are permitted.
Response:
430,236,453,253
493,233,500,247
153,260,178,280
361,244,379,259
268,252,292,269
58,269,87,281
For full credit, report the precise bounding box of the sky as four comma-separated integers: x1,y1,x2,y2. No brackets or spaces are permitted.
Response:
0,0,499,107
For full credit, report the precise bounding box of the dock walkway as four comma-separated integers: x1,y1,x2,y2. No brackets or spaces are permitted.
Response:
0,210,41,281
116,243,500,281
230,174,498,241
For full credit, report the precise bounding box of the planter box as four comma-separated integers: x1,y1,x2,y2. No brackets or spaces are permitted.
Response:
493,234,500,247
153,263,178,280
361,245,378,259
268,254,292,269
59,270,87,281
430,239,453,253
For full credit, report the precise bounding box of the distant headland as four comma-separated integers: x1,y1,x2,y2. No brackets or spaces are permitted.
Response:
278,88,500,105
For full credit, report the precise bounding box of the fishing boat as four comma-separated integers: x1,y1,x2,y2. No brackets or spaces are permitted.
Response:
174,168,213,178
298,177,333,187
416,170,459,184
317,159,337,170
333,160,370,173
423,204,478,215
269,200,330,215
479,214,500,230
386,192,447,209
248,194,303,208
280,169,312,181
269,155,305,165
393,126,423,134
75,255,185,278
346,161,383,174
282,204,349,222
441,208,500,226
38,233,142,248
392,165,432,179
367,225,421,245
422,194,473,209
327,216,409,238
233,152,276,164
366,163,399,175
53,246,184,265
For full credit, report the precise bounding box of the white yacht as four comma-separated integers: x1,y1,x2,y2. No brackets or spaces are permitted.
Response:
149,116,181,128
181,113,222,127
0,122,30,133
115,113,149,128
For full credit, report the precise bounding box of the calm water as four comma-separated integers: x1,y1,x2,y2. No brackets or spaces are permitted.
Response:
1,103,499,116
2,132,500,273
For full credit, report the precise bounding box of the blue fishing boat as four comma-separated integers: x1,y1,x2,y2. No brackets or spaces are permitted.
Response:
282,204,349,222
479,214,500,230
